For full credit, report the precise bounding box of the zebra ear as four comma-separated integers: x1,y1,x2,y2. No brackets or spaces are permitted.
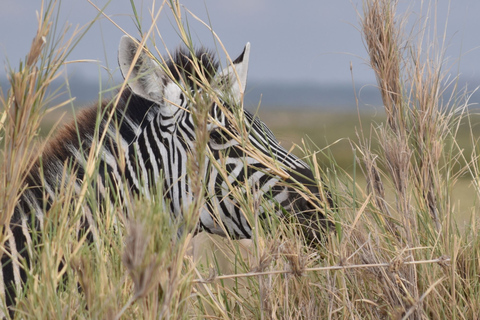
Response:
118,36,165,102
215,43,250,105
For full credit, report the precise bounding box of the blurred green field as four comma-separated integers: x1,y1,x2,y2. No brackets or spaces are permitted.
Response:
257,109,480,224
257,110,480,168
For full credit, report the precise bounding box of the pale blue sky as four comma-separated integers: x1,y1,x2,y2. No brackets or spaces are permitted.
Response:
0,1,479,86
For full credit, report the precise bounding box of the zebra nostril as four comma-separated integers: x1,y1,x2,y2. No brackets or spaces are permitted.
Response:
289,196,333,245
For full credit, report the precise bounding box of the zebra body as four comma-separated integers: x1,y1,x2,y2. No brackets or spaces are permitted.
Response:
0,36,330,316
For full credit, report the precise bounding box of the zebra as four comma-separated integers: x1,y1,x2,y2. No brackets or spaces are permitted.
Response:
0,36,332,316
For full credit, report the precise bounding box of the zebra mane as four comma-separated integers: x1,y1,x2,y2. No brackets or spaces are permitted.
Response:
166,47,219,89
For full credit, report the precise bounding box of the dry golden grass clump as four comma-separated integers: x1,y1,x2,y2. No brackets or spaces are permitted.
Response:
1,0,480,319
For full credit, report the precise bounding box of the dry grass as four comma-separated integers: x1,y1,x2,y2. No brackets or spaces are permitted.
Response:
1,0,480,319
0,1,70,227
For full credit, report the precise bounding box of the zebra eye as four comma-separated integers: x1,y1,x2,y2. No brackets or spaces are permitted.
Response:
209,127,225,143
179,93,185,107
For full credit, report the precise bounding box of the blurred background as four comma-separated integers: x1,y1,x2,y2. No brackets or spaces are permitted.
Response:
1,0,479,194
1,1,479,101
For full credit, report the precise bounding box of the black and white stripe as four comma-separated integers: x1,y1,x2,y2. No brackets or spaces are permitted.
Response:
0,37,331,317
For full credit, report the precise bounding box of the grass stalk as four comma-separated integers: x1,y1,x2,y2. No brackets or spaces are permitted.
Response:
2,0,480,319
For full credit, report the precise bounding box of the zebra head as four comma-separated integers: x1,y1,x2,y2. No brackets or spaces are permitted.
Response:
118,36,332,242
